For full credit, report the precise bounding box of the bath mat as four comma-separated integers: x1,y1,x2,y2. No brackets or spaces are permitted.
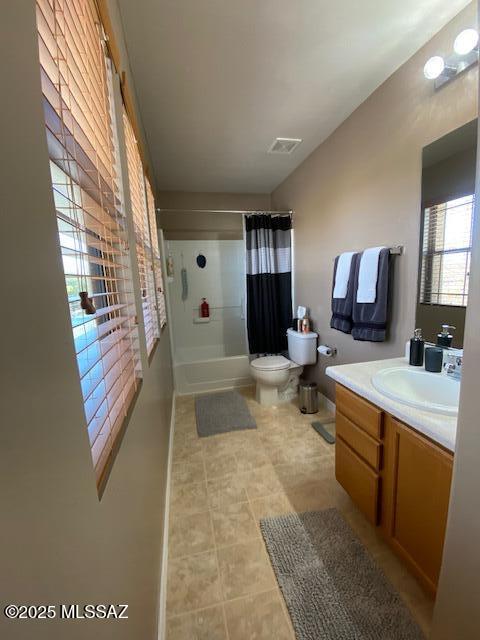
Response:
260,508,425,640
195,390,257,437
312,421,336,444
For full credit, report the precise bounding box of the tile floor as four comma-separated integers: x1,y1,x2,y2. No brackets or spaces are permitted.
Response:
166,387,434,639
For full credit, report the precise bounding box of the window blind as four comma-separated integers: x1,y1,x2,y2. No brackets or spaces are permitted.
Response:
420,194,475,307
36,0,141,483
122,110,161,353
145,178,167,328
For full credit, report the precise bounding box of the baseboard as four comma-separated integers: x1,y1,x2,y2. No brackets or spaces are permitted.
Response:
175,382,254,397
157,393,176,640
318,390,336,415
174,376,253,395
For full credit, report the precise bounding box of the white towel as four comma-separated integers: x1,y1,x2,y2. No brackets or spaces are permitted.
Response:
356,246,386,303
333,252,356,299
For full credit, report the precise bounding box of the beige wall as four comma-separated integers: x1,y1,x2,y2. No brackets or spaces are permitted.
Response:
431,95,480,640
0,3,173,639
158,190,271,240
416,304,466,347
157,190,271,211
272,3,478,399
160,210,245,240
422,145,476,206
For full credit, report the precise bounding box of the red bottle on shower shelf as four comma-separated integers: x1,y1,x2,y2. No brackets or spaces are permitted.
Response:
200,298,210,318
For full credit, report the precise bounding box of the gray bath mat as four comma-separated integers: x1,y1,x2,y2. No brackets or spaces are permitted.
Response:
260,508,425,640
312,421,336,444
195,390,257,437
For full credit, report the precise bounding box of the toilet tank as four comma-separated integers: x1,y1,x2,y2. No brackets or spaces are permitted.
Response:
287,328,318,365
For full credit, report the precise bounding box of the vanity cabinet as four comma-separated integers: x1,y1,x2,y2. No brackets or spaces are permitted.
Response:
335,384,453,596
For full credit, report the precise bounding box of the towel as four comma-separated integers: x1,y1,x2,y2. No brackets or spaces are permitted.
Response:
181,268,188,301
330,253,358,334
333,251,356,299
356,246,386,303
352,248,390,342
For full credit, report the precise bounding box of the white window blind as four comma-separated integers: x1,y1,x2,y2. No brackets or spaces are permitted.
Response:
145,178,167,328
122,110,160,354
36,0,142,483
420,194,475,307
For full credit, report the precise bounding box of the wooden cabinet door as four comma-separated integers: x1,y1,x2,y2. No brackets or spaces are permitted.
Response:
384,416,453,595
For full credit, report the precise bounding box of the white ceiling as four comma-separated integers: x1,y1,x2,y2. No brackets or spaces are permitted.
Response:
118,0,471,193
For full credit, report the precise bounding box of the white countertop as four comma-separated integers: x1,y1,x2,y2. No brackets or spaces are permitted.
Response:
326,357,457,452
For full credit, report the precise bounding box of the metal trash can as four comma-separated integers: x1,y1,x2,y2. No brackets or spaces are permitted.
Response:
299,381,318,414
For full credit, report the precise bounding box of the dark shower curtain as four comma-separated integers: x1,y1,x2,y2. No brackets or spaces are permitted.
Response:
245,214,293,354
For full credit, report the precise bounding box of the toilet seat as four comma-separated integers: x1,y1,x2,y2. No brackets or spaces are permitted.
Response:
250,355,291,371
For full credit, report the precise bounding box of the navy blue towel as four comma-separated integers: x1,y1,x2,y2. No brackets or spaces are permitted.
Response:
352,248,390,342
330,253,359,334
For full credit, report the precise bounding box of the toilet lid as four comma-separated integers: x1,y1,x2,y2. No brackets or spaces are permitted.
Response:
251,355,291,371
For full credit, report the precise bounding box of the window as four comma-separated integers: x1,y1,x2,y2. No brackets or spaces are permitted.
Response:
36,0,141,483
420,194,475,307
123,110,161,354
145,177,167,328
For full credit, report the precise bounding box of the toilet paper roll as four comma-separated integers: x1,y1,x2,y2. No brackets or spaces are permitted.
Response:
318,344,333,357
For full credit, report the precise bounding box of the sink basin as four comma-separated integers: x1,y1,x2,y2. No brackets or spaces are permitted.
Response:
372,367,460,416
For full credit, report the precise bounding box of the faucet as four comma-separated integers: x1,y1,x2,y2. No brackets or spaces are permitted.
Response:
444,352,463,380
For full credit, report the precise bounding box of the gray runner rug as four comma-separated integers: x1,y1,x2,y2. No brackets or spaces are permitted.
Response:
195,390,257,437
260,508,425,640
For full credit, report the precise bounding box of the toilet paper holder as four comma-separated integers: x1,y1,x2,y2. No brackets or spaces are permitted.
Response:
317,344,337,357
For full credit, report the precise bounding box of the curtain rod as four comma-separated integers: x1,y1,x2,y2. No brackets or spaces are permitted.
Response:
156,208,293,215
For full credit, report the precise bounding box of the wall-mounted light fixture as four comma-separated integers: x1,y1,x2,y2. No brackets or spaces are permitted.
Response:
424,27,479,89
454,28,479,56
423,55,446,79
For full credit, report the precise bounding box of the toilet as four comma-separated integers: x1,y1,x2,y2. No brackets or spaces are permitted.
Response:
250,328,318,406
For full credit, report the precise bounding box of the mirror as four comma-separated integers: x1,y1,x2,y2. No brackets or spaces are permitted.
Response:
416,120,477,349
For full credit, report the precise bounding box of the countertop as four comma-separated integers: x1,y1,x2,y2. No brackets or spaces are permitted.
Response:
326,357,457,452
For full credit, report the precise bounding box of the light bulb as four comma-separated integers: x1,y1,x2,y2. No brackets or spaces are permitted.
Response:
423,56,445,80
454,29,479,56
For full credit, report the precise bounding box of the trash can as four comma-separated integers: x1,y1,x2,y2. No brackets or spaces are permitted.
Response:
299,381,318,414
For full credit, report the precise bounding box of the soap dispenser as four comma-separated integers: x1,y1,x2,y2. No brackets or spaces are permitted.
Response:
409,328,424,367
437,324,456,349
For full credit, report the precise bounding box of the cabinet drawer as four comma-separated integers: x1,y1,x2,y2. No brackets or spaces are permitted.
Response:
336,411,382,471
336,384,383,440
336,437,380,525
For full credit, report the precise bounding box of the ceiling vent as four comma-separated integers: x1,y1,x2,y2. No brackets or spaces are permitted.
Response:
268,137,302,154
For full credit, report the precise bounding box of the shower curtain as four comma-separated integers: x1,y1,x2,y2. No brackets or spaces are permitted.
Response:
245,213,292,354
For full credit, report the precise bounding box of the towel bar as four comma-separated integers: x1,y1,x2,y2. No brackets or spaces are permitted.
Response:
389,245,404,255
332,246,404,260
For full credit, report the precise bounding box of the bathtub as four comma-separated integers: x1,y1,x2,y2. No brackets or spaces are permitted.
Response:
174,347,252,395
